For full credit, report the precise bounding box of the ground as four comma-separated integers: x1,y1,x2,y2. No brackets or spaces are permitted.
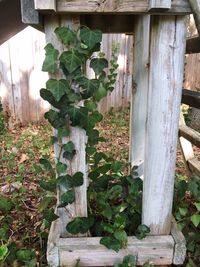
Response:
0,107,200,266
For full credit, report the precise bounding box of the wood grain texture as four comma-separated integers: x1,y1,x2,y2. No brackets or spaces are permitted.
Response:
56,0,191,14
20,0,40,24
178,111,194,177
130,15,150,177
34,0,56,10
44,15,88,240
171,219,186,265
148,0,171,11
143,15,187,235
188,0,200,36
182,89,200,108
188,157,200,177
179,124,200,147
58,236,174,266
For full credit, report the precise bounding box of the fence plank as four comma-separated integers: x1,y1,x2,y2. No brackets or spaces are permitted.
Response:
188,0,200,36
143,15,187,235
179,124,200,147
34,0,56,10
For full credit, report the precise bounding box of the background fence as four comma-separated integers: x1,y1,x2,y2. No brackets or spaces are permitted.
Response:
0,24,199,125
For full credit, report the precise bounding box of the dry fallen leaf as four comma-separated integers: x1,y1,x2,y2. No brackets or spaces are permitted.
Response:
18,153,28,164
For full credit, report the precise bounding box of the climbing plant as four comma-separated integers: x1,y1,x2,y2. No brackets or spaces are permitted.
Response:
39,25,150,252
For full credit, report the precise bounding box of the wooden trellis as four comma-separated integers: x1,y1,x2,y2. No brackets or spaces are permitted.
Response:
19,0,198,266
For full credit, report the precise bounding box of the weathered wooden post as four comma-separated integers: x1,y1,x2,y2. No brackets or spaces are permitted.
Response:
20,0,192,266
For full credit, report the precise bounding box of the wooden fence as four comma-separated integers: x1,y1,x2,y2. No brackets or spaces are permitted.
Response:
0,24,200,125
0,27,133,124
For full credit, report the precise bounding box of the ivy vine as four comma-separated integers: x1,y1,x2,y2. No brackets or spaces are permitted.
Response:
39,26,149,253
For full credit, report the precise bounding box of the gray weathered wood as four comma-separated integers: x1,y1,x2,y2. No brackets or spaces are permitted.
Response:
179,124,200,148
171,219,186,265
20,0,40,24
58,235,174,266
188,157,200,177
143,15,187,235
188,0,200,36
130,15,150,177
178,111,194,177
47,216,61,267
45,14,88,265
148,0,171,11
182,89,200,108
56,0,191,14
34,0,56,11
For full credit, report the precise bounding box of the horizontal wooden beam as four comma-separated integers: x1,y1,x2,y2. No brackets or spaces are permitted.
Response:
182,89,200,109
188,157,200,177
179,124,200,148
58,236,174,266
34,0,56,11
186,36,200,54
148,0,171,11
56,0,191,14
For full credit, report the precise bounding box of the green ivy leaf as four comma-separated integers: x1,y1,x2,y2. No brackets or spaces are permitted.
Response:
66,216,94,234
63,141,76,160
179,207,188,216
194,202,200,212
80,27,102,49
73,172,84,187
101,205,113,220
95,83,107,102
114,230,128,246
84,100,97,111
42,43,59,73
60,49,83,73
0,195,13,212
77,77,100,99
0,245,8,260
57,127,70,139
135,224,150,240
39,157,53,172
55,26,77,45
43,209,59,222
100,237,121,252
90,58,108,75
16,249,35,262
66,106,88,127
123,255,137,267
191,214,200,227
108,185,123,200
58,190,75,207
44,110,65,129
46,79,70,102
56,162,68,175
39,179,57,192
40,89,58,108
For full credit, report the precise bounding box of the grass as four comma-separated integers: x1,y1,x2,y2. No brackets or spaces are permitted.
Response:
0,107,200,266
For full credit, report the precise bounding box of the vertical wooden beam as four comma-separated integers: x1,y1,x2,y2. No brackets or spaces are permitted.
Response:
45,15,88,266
130,15,150,177
188,0,200,36
148,0,171,11
142,15,187,235
20,0,40,24
34,0,56,11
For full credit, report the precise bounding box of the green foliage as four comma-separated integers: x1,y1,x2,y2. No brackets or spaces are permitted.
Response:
173,175,200,265
0,100,6,133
